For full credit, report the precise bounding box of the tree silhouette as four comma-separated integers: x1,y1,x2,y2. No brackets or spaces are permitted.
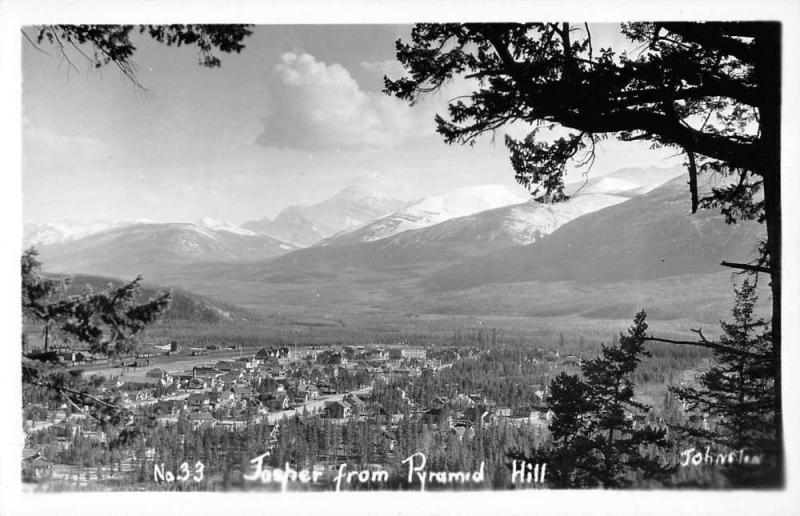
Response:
514,311,672,488
22,247,171,356
671,280,778,486
23,24,253,89
22,248,171,444
386,21,783,482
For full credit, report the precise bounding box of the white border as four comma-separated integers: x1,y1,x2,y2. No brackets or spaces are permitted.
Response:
1,1,799,515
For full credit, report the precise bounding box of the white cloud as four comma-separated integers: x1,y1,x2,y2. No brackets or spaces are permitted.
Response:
257,53,428,150
360,59,407,79
23,124,107,164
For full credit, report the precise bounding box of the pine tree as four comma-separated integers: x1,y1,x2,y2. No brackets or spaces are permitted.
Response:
518,311,672,488
671,280,777,486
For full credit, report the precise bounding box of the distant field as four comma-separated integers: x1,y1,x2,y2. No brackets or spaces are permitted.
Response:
136,267,765,353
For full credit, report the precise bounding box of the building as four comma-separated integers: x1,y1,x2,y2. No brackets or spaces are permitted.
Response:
324,400,352,419
401,348,427,361
187,392,210,411
187,412,216,429
145,368,173,385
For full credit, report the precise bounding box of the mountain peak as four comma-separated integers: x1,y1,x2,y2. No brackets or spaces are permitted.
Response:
197,217,256,236
241,185,406,247
319,184,530,246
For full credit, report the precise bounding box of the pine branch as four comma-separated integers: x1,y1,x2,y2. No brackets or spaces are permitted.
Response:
644,334,773,361
721,261,771,274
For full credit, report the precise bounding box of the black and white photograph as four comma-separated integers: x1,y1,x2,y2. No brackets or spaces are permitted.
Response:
3,1,800,514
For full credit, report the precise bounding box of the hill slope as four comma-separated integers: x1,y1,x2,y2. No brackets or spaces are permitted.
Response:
30,219,297,278
427,175,765,291
60,274,257,324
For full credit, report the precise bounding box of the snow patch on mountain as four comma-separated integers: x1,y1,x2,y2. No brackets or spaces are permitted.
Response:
503,193,629,245
197,217,257,236
24,219,153,247
357,185,529,242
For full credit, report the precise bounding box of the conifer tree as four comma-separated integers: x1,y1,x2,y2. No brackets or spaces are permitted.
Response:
22,248,171,444
517,311,672,487
671,280,777,486
22,247,171,356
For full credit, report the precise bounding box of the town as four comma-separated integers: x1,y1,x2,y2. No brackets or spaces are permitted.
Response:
22,339,615,491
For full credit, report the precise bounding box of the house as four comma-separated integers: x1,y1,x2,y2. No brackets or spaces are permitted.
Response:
155,399,186,416
266,393,290,411
401,348,427,361
297,383,319,399
145,368,173,386
318,383,336,395
135,389,154,401
324,400,352,419
255,348,272,360
186,377,208,390
232,385,255,402
365,365,384,376
22,450,53,482
187,412,216,429
208,391,228,408
561,355,582,367
193,366,220,379
187,392,210,411
495,406,513,418
528,407,555,425
220,371,243,386
463,405,495,424
235,357,255,369
344,394,366,412
218,419,248,431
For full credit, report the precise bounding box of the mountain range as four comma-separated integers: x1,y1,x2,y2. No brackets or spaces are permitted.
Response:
150,169,765,329
242,184,407,247
26,217,297,279
426,173,764,291
317,184,530,246
24,164,761,328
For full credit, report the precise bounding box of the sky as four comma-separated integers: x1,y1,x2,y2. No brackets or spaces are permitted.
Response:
22,24,682,226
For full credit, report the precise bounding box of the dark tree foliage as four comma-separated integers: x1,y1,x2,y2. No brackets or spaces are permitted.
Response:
386,21,783,483
671,280,778,486
385,23,776,235
23,24,253,89
518,311,672,488
22,247,171,355
22,248,170,446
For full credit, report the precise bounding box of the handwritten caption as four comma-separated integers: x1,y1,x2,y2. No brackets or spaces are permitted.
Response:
237,452,545,491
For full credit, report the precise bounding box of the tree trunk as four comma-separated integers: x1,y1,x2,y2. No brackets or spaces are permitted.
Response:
755,22,782,486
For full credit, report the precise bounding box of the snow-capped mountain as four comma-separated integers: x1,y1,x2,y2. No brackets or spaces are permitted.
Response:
23,219,152,247
480,193,629,246
564,165,684,196
427,173,765,292
28,218,297,279
242,184,406,247
196,216,258,236
319,184,530,246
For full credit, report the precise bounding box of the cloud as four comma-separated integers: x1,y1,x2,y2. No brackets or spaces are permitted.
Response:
257,53,428,150
360,59,407,79
23,124,108,165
